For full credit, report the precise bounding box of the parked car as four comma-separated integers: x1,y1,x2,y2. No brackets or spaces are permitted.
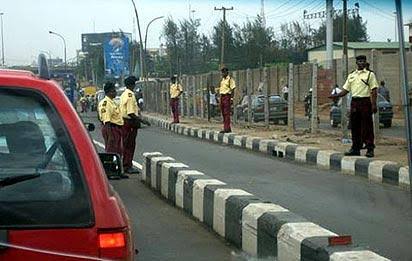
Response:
236,95,288,124
0,56,135,260
330,93,393,128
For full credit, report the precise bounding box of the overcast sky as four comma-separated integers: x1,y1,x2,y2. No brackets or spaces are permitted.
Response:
1,0,411,65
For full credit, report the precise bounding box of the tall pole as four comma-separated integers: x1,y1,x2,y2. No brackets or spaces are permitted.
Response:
131,0,144,80
326,0,333,69
261,0,266,28
144,16,164,77
341,0,349,141
215,6,233,68
0,13,4,67
395,0,412,190
49,31,67,73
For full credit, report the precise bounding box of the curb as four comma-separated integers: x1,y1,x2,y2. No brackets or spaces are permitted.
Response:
142,115,410,191
142,152,389,260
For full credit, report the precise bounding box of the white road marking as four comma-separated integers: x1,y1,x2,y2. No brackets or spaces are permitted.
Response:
93,140,143,170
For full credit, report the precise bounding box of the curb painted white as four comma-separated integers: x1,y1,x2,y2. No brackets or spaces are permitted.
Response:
183,128,189,136
192,179,226,222
317,150,339,169
399,166,410,189
175,170,205,209
161,162,188,198
223,133,232,144
242,203,289,256
330,250,390,261
259,139,276,153
277,222,337,261
246,136,259,150
234,135,246,147
150,156,174,189
213,131,220,142
368,161,394,183
274,142,296,158
341,156,364,175
213,189,252,237
142,152,162,182
205,130,212,140
295,146,311,162
190,128,198,137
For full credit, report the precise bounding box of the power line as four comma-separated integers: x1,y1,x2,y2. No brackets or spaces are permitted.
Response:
266,0,295,15
266,0,315,19
214,6,234,68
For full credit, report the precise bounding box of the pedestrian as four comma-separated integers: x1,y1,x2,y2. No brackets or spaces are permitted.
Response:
209,86,218,118
120,76,141,174
378,80,390,102
329,55,379,157
169,76,183,123
98,82,123,157
282,84,289,101
218,67,236,133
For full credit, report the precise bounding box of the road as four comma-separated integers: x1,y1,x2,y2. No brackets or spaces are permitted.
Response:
86,114,412,261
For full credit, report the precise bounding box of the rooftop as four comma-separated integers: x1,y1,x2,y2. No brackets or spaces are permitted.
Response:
309,41,411,51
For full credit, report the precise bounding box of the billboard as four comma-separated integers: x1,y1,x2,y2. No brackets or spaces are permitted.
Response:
103,35,130,78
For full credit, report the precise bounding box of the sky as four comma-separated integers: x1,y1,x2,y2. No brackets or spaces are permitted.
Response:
1,0,411,66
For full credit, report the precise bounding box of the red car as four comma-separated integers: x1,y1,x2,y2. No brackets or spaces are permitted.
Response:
0,58,135,260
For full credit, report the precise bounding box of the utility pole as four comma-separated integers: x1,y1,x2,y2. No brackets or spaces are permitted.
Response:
395,0,412,191
326,0,333,69
130,0,144,80
340,0,350,143
214,6,233,68
261,0,266,27
0,13,4,67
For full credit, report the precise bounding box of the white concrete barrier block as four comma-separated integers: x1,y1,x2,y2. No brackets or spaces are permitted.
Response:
150,156,174,190
242,203,289,256
193,179,226,222
330,250,390,261
190,128,198,137
183,128,189,136
213,189,252,237
399,166,410,189
246,137,259,150
277,222,337,261
234,135,246,147
295,146,311,162
205,130,212,140
259,139,276,153
274,142,295,158
197,129,204,139
223,133,231,144
142,152,162,181
341,156,364,175
214,131,220,142
175,170,205,209
317,150,339,169
368,161,394,183
161,162,188,199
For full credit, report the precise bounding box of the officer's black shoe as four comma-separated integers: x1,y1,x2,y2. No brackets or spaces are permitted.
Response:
365,149,374,158
344,149,360,156
125,166,140,174
120,174,130,179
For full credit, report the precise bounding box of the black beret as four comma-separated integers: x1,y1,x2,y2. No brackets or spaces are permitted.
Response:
124,76,138,87
221,67,229,72
103,82,116,93
356,55,367,60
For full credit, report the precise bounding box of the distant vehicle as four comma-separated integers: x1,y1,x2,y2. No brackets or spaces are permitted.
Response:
0,57,135,260
114,87,126,105
236,95,288,124
330,93,393,128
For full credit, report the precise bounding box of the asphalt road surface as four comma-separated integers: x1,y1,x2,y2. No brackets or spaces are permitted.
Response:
86,115,412,261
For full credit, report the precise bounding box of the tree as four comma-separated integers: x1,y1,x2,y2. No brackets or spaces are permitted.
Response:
212,20,236,69
279,21,315,63
313,13,369,45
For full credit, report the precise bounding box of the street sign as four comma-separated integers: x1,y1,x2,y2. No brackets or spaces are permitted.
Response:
103,35,130,78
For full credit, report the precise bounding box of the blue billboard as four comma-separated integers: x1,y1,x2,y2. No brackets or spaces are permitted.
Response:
103,35,130,78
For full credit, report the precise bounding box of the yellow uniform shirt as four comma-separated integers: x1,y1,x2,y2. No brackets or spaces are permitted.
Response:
120,88,139,119
170,83,183,99
98,96,124,126
218,76,236,95
343,69,379,97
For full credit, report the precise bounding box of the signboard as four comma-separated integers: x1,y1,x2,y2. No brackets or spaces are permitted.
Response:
103,35,130,78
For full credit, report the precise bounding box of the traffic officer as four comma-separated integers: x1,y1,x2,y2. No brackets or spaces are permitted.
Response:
218,67,236,133
98,82,123,156
169,75,183,123
329,55,379,157
120,76,140,174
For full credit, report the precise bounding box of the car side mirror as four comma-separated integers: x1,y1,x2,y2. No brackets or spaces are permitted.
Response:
98,153,122,180
85,123,95,132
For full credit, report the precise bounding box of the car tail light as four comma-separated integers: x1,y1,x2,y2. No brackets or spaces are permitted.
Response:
98,230,129,260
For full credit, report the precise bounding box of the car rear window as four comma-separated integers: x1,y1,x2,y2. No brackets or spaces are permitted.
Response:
0,88,93,228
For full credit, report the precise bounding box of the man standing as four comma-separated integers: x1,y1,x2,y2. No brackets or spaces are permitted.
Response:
98,82,123,156
169,76,183,123
281,84,289,101
120,76,140,174
378,80,391,102
218,67,236,133
329,55,379,157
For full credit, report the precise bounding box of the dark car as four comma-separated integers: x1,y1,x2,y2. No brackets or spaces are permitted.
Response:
236,95,288,124
330,93,393,128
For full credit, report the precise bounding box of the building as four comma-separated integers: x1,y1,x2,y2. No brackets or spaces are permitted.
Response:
308,42,412,65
